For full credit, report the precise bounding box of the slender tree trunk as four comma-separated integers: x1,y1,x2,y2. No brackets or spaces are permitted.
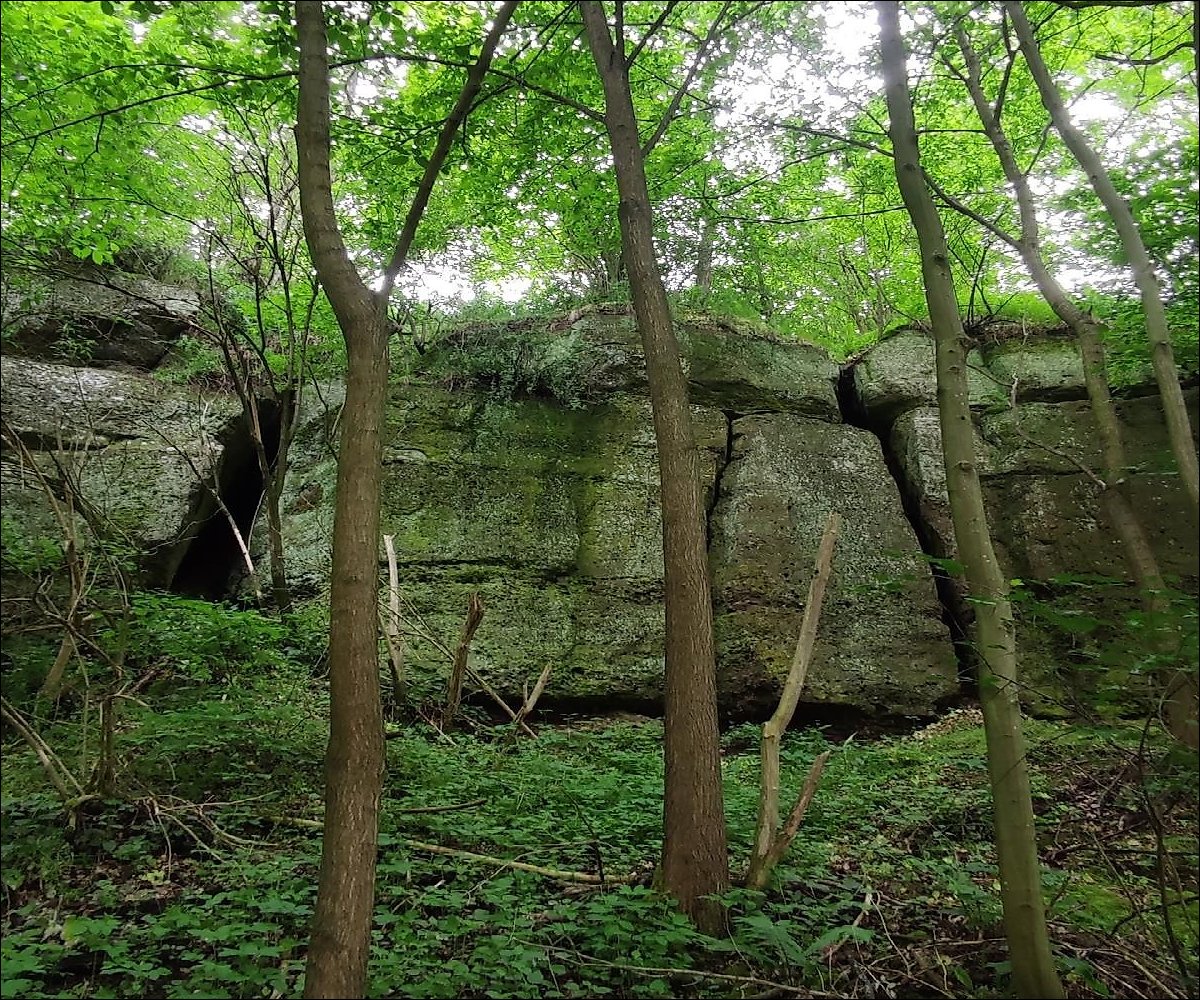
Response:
581,0,729,935
878,6,1065,997
695,215,714,292
295,4,516,992
296,7,387,996
265,464,292,613
953,23,1196,749
1004,0,1199,511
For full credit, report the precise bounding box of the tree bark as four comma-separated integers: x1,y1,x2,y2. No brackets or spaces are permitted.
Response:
296,9,388,997
877,5,1065,997
581,0,729,935
295,4,515,993
1004,0,1199,512
952,22,1196,749
695,215,714,292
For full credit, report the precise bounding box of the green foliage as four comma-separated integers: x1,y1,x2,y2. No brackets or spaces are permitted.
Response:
116,594,286,683
1090,294,1200,388
153,335,227,386
408,320,610,409
0,517,64,576
2,673,1195,1000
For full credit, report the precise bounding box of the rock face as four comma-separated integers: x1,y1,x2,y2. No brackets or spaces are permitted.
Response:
3,265,201,370
5,285,1194,723
268,312,958,718
855,327,1199,715
0,355,244,590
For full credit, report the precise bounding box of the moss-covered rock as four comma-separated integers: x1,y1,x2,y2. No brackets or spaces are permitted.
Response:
884,389,1199,715
980,335,1085,402
0,356,242,587
4,266,201,370
710,413,958,716
271,359,954,718
853,331,1003,424
413,308,840,419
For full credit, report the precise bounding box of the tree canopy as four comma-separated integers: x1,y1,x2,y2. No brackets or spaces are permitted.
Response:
2,0,1195,367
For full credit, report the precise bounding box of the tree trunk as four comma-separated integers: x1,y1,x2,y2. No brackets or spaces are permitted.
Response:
877,5,1065,997
952,23,1196,749
1004,0,1199,512
265,467,292,614
581,0,729,935
295,8,387,997
695,215,714,292
295,3,515,992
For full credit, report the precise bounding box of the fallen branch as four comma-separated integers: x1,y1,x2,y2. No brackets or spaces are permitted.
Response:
264,815,625,883
401,839,626,884
821,888,874,961
469,665,536,737
533,943,836,996
397,798,486,815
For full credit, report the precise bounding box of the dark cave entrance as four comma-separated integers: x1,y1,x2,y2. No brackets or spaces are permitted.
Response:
169,399,283,600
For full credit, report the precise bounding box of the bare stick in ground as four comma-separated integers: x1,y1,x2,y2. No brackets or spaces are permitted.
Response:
444,592,484,727
514,663,553,729
381,534,406,709
746,512,840,890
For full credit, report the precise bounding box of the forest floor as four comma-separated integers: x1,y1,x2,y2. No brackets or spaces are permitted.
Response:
1,661,1196,1000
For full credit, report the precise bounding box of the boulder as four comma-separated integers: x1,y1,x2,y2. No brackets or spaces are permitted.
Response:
4,267,201,370
853,330,1004,424
710,413,958,717
0,356,242,588
979,335,1086,402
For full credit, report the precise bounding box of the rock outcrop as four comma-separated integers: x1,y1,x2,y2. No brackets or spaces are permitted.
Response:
3,264,201,370
4,277,1195,723
1,355,244,591
271,314,957,718
854,327,1199,715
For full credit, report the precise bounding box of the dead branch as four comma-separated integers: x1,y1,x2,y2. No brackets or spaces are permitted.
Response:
0,695,86,802
534,943,836,996
821,887,874,961
746,512,840,890
381,534,406,706
380,579,533,735
514,663,553,728
264,814,626,883
444,592,484,726
399,838,627,884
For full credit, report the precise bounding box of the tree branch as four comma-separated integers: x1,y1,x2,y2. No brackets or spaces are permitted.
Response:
379,2,519,296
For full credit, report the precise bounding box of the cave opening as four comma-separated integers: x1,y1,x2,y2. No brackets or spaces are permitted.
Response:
169,399,283,600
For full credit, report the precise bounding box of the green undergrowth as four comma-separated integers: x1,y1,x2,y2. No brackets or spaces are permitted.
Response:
2,665,1196,999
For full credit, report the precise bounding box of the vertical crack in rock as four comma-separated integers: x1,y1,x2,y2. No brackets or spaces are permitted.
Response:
704,409,739,549
836,363,974,688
